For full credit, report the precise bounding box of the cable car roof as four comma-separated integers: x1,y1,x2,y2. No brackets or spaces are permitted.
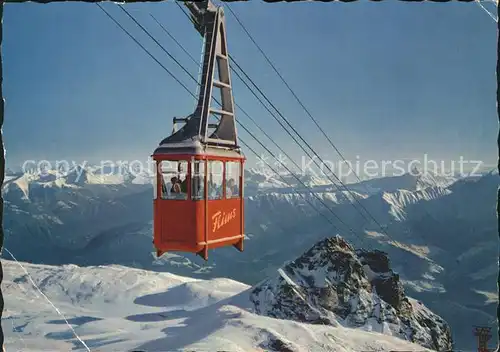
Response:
153,137,244,159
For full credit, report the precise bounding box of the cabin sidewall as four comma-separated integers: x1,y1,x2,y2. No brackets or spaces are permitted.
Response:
152,152,245,255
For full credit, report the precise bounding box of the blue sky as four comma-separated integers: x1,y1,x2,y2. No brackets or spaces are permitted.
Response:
2,1,498,174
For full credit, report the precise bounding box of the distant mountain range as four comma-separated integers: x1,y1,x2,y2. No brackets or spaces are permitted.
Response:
2,164,498,350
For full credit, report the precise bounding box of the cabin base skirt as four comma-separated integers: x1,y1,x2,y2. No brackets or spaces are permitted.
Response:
155,234,245,260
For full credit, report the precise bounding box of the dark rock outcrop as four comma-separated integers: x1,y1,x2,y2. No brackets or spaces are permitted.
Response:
249,235,453,351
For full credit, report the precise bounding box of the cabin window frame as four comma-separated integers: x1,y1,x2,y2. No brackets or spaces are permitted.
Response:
153,159,158,200
191,159,205,201
240,160,244,198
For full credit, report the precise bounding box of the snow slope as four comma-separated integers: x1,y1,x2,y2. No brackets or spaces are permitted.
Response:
2,257,439,352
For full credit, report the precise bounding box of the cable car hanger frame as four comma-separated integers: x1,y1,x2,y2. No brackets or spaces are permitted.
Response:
152,0,246,261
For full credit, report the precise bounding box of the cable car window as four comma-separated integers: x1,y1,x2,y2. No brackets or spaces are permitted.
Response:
208,160,223,200
192,160,205,200
225,161,240,198
160,160,188,200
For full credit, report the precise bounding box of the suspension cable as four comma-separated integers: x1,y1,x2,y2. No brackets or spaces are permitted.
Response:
149,13,347,199
117,5,199,84
175,1,449,252
225,4,374,190
96,3,367,243
223,7,454,244
149,13,200,65
141,8,364,240
223,4,396,232
172,1,384,231
229,56,389,233
160,2,380,240
96,3,193,99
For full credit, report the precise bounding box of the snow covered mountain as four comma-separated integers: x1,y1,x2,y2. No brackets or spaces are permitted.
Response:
250,236,452,351
1,164,497,350
2,236,448,351
350,167,457,195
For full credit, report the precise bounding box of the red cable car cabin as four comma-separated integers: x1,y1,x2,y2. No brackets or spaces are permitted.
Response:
152,0,245,260
152,143,245,260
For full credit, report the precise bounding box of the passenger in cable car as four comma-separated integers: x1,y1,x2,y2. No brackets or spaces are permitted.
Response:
208,174,223,200
170,177,181,193
171,164,187,195
169,176,189,200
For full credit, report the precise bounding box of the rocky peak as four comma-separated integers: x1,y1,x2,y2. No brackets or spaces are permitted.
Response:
356,249,411,315
249,235,452,351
